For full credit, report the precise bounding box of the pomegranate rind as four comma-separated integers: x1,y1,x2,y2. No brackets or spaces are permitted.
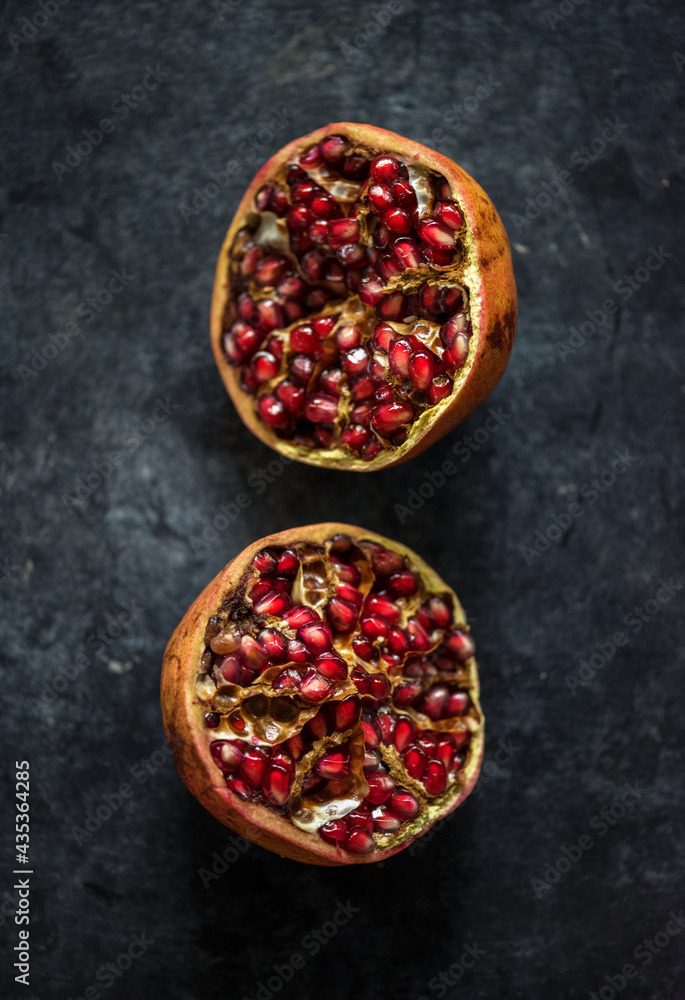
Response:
210,122,517,471
161,523,484,866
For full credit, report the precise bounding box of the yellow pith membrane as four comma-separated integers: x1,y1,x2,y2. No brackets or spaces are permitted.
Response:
163,525,484,864
211,124,517,471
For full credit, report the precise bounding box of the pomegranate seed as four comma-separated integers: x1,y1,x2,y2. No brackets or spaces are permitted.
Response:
350,376,376,401
276,549,298,576
339,346,368,377
256,185,272,211
319,819,348,845
441,286,463,313
253,590,291,616
297,621,333,655
370,674,390,700
240,245,262,276
257,628,287,663
287,204,311,232
383,208,413,234
387,628,408,656
425,597,451,628
343,154,369,179
250,580,272,603
276,381,305,415
347,805,373,832
403,745,427,779
370,154,399,184
390,790,419,819
372,805,402,833
426,375,453,405
333,325,360,351
326,597,359,631
318,368,344,397
352,667,371,695
417,684,449,720
405,617,431,650
215,740,245,772
253,549,277,574
239,635,268,670
310,194,339,219
327,218,360,248
377,710,396,743
393,237,421,269
408,348,435,391
308,218,328,245
417,219,456,249
365,594,400,622
304,393,338,423
283,604,319,628
263,763,293,806
394,716,416,752
217,653,244,684
336,243,367,269
443,333,469,371
315,750,350,780
389,570,419,597
334,560,361,585
371,547,404,576
367,183,394,214
345,826,374,854
440,312,468,346
289,324,318,354
352,635,374,660
386,338,412,379
423,759,447,796
306,709,331,741
375,292,407,322
359,275,386,305
445,628,476,660
320,135,347,163
361,615,390,640
435,200,464,230
226,775,252,800
239,747,268,787
298,670,332,702
333,696,360,730
371,401,413,436
336,583,364,606
351,402,373,426
238,292,257,322
361,712,382,748
371,323,394,353
391,180,417,210
299,144,321,167
446,690,471,715
287,164,308,185
316,651,347,680
289,356,314,384
378,253,403,281
255,256,287,287
366,772,396,804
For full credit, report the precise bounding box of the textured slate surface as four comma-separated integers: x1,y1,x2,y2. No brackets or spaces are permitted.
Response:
1,1,683,998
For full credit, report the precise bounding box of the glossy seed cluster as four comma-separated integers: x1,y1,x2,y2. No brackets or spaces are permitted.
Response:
221,134,473,461
199,532,479,855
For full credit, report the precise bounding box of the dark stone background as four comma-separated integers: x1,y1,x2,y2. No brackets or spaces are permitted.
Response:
1,1,683,998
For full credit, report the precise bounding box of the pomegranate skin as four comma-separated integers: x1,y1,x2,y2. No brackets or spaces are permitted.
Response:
211,123,517,471
161,523,484,866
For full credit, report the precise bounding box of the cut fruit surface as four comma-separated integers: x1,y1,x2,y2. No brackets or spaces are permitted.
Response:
211,123,517,471
161,523,484,865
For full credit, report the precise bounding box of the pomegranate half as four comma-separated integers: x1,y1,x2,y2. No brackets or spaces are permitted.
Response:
161,524,484,865
211,122,517,470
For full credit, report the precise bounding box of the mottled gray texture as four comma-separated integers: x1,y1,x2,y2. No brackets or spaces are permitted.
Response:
1,1,683,997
